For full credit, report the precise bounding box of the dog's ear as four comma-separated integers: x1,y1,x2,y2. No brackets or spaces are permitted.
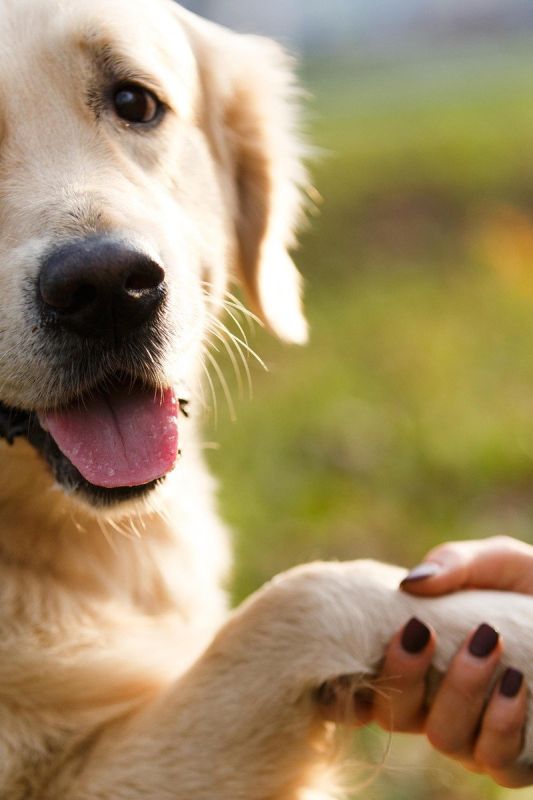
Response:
177,9,309,344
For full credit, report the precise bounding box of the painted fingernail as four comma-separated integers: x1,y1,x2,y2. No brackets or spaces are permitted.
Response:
400,563,442,587
401,617,431,654
468,623,500,658
500,668,524,698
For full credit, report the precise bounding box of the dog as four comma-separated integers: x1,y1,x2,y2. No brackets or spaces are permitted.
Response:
0,0,532,797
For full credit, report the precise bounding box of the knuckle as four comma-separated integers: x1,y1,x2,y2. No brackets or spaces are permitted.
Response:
375,696,421,732
488,535,520,550
489,535,513,545
383,666,423,688
428,542,462,560
475,748,514,773
426,725,463,756
494,774,529,789
488,756,516,773
446,674,489,703
485,714,523,738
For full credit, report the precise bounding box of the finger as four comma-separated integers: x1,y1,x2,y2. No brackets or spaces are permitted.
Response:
486,764,533,790
473,668,527,775
373,617,435,732
400,536,533,596
425,624,502,758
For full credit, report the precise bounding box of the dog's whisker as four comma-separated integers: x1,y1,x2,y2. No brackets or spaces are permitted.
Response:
128,518,142,541
68,511,87,535
197,440,221,451
206,316,247,387
222,288,263,326
201,282,264,393
146,496,174,530
204,350,236,423
134,508,147,533
208,318,254,399
207,337,221,355
208,292,262,329
213,289,264,327
201,356,219,427
225,330,267,372
219,305,252,351
207,327,245,400
106,516,141,542
97,517,120,555
208,307,266,372
200,280,262,331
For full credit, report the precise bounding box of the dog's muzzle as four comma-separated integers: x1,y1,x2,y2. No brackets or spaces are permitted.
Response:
0,234,184,507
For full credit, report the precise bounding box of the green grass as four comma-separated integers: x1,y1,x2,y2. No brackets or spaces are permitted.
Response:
206,38,533,800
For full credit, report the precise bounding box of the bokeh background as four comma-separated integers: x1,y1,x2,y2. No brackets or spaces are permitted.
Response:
183,2,533,798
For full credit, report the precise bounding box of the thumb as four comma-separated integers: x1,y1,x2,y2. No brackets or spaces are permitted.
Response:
400,536,533,596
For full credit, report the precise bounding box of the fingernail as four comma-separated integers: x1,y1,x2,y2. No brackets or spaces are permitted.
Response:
401,617,431,654
500,668,524,698
400,563,442,587
468,623,500,658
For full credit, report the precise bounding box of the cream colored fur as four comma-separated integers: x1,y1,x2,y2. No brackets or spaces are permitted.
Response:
0,1,532,798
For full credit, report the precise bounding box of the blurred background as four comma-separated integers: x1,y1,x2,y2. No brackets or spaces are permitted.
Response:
182,2,533,798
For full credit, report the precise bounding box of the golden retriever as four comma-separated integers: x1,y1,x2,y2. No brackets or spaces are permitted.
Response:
0,1,532,797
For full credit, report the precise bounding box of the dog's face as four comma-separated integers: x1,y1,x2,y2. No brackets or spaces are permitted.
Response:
0,0,307,509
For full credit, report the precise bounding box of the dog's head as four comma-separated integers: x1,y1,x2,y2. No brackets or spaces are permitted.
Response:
0,0,307,509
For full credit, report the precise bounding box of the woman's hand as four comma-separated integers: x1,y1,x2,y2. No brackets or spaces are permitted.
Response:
372,536,533,788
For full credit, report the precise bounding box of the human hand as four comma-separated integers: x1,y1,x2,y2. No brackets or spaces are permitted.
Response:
371,537,533,787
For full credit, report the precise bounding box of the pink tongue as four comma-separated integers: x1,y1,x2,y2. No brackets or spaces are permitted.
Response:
40,387,179,489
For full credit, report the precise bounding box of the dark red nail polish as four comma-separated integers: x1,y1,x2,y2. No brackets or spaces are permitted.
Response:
401,617,431,654
468,623,499,658
500,668,524,698
400,563,441,587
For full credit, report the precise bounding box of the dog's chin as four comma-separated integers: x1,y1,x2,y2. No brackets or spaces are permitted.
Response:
0,404,164,507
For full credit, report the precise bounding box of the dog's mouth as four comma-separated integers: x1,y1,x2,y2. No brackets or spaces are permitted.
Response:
0,376,184,506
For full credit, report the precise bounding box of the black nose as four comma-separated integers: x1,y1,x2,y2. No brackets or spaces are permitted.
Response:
38,235,166,340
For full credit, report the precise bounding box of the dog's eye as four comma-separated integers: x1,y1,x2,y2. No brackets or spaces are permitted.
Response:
113,83,161,124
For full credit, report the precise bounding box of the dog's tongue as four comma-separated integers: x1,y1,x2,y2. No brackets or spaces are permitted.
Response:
40,386,179,489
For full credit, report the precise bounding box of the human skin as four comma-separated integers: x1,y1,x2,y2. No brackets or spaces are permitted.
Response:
374,536,533,788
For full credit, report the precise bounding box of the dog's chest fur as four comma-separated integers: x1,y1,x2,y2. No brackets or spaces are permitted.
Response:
0,442,230,797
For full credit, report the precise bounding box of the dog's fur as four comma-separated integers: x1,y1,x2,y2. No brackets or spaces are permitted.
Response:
0,1,532,798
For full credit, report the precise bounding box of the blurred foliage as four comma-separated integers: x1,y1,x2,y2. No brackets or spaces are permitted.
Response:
205,38,533,800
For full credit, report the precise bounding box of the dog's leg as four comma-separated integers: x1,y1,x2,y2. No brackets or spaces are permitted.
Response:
48,560,533,800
